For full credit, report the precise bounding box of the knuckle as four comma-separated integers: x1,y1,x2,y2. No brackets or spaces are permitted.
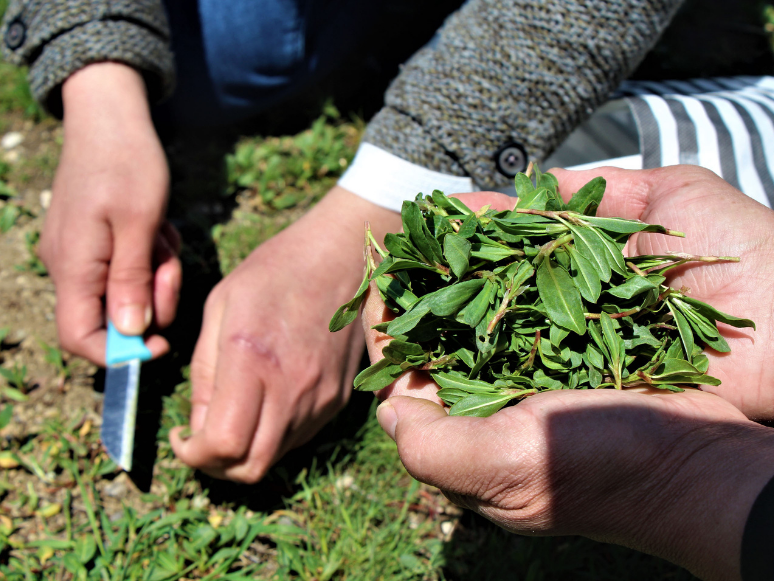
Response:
189,359,215,391
205,430,250,462
234,462,269,485
109,264,154,287
55,328,87,360
203,285,225,313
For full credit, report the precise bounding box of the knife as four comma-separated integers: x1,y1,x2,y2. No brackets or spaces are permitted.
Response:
101,321,152,471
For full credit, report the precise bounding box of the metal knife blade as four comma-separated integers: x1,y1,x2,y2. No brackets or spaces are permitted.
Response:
101,322,152,471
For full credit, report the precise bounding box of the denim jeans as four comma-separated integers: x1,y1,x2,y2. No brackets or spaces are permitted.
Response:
156,0,381,126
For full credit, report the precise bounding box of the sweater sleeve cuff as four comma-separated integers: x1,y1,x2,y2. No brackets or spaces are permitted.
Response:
338,142,475,212
28,20,175,117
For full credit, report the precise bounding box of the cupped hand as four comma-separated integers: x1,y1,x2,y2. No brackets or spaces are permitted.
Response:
39,62,181,365
169,186,403,482
358,171,774,579
376,389,774,581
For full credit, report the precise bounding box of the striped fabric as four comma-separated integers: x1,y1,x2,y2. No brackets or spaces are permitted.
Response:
616,76,774,208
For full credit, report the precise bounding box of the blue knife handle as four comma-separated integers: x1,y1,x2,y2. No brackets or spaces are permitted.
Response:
106,321,152,366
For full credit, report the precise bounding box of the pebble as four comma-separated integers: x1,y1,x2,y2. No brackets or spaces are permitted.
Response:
103,477,128,499
2,150,19,163
39,190,51,209
335,474,355,491
191,494,210,510
1,132,23,149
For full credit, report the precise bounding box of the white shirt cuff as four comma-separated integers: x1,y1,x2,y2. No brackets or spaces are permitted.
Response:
338,142,475,212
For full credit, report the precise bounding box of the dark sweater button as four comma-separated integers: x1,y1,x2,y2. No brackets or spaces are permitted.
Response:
494,142,527,177
5,20,25,50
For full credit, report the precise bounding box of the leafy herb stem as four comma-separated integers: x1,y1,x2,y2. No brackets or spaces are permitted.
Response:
626,261,647,276
366,223,388,260
584,307,641,320
535,233,574,265
520,330,540,370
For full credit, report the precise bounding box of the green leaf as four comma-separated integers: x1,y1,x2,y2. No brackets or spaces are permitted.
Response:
596,229,627,275
696,330,730,353
566,225,611,282
674,302,721,340
443,233,471,278
668,302,694,360
0,385,27,401
431,371,498,393
532,369,563,389
536,259,586,335
380,258,441,274
427,279,486,317
74,535,97,564
549,324,570,347
382,341,425,364
514,173,535,199
0,404,12,430
449,392,518,417
567,176,605,215
600,312,625,388
457,214,478,238
375,275,419,310
692,353,710,373
353,359,404,391
579,215,673,235
0,204,19,233
401,201,444,264
62,553,86,576
493,217,569,237
677,296,756,330
538,170,559,193
431,190,458,213
453,347,476,368
584,343,605,369
649,359,721,386
329,268,370,332
606,276,659,299
436,387,470,405
470,243,522,262
566,244,601,302
384,233,423,261
624,324,662,349
515,187,550,211
457,280,495,328
386,299,432,336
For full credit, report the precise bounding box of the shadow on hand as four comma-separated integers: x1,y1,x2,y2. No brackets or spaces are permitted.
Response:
437,400,749,580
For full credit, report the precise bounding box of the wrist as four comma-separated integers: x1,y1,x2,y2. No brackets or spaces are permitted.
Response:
62,62,152,132
630,420,774,581
298,185,402,258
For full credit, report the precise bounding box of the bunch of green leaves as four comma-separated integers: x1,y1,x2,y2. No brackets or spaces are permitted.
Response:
330,167,755,417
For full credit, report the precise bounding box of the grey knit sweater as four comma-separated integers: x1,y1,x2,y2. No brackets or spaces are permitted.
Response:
1,0,682,188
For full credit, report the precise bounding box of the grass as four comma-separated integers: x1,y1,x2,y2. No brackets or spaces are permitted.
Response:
0,7,732,579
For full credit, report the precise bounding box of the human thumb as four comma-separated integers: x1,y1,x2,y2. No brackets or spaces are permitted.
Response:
376,396,486,492
107,223,155,336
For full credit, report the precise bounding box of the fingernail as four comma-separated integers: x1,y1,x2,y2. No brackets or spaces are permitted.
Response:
376,400,397,441
116,304,151,335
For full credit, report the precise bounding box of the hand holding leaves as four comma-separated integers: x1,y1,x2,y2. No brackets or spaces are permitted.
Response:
333,167,761,418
